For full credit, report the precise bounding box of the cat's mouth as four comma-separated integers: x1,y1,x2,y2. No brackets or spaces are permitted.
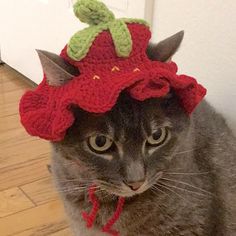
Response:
97,172,163,198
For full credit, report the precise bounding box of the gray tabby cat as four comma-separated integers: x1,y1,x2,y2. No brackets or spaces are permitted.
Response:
37,31,236,236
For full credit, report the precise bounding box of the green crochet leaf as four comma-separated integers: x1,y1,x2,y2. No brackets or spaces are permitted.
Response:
74,0,115,26
122,18,150,28
67,24,108,61
67,0,150,61
109,20,132,58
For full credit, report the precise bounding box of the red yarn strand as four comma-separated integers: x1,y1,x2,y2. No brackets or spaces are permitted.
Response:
82,185,100,228
82,185,125,235
102,197,125,236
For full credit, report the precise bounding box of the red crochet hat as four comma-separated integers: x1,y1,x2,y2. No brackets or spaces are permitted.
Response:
19,0,206,141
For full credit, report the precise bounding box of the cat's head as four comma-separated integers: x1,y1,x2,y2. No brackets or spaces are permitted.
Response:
39,31,189,198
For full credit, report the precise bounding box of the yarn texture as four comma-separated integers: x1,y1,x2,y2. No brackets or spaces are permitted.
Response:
19,0,207,142
102,197,125,236
82,185,125,236
67,18,149,60
73,0,115,25
82,185,100,228
67,0,148,60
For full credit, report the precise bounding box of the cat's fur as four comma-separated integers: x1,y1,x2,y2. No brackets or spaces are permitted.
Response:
38,32,236,235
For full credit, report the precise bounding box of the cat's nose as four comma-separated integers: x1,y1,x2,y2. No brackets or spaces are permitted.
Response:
125,180,145,191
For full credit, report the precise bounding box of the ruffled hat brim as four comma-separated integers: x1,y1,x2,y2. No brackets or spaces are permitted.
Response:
19,60,206,141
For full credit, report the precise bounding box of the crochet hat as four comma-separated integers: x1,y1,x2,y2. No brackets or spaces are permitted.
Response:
19,0,207,141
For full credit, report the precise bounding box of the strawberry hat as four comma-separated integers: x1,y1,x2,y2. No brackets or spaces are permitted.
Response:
19,0,206,142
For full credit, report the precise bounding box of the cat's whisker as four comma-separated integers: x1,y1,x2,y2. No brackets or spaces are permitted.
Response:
57,188,87,194
58,187,99,194
174,148,199,155
95,185,125,199
148,171,164,183
56,176,94,182
150,188,165,198
100,185,121,193
93,180,129,197
164,171,212,176
57,184,99,194
35,186,73,194
96,179,118,185
155,182,189,203
58,179,93,184
158,180,211,199
58,189,87,193
59,185,89,190
57,183,92,189
173,143,223,157
96,180,121,190
59,185,89,189
95,186,115,200
151,185,167,195
160,177,215,197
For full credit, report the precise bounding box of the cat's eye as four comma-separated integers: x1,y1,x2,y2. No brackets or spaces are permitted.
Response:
147,128,168,147
88,135,113,153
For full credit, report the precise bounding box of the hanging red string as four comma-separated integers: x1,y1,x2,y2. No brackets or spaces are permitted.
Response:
82,185,100,228
82,185,125,235
102,197,125,236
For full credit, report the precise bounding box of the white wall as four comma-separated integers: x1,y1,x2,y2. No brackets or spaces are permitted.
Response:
0,0,150,84
0,0,85,84
152,0,236,133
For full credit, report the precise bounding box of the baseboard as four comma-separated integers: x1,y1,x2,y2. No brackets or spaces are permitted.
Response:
4,64,37,88
0,49,4,65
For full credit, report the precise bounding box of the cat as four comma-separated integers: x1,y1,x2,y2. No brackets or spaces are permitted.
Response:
37,31,236,236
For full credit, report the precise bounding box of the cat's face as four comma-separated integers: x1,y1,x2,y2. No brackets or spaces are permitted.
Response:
53,93,190,197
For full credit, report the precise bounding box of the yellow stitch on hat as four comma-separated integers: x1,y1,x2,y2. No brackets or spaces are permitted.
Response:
92,75,100,80
111,66,120,72
133,68,140,72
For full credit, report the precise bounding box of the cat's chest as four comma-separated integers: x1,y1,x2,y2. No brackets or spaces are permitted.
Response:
76,191,212,236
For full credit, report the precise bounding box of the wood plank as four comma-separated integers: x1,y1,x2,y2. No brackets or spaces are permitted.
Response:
0,89,27,105
0,127,37,147
0,103,26,118
0,77,28,93
0,65,35,88
0,70,32,117
0,114,22,133
21,177,59,205
0,157,50,191
0,187,34,218
0,111,50,169
0,200,68,236
0,101,19,117
49,227,73,236
0,137,50,169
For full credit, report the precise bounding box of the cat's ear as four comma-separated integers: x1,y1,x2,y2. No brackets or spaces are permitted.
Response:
147,30,184,62
36,50,80,86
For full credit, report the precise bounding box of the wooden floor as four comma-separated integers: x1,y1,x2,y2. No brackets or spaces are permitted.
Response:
0,65,72,236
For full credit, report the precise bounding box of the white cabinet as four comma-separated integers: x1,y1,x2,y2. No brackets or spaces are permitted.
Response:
0,0,153,84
